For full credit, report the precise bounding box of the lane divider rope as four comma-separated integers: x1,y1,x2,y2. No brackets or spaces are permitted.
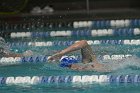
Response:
73,19,140,28
10,28,140,38
0,75,140,85
0,54,132,66
8,39,140,48
1,19,140,30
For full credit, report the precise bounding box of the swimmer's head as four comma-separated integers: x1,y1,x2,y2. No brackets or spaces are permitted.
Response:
59,56,78,67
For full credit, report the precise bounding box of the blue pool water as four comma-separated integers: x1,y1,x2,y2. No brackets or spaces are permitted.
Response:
0,36,140,93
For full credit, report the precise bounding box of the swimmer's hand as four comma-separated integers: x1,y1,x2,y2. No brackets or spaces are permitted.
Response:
23,50,33,56
47,53,63,62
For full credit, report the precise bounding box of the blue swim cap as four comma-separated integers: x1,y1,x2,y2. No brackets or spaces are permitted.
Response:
59,56,78,67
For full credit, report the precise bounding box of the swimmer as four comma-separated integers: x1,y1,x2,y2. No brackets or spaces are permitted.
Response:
0,37,33,58
48,40,113,72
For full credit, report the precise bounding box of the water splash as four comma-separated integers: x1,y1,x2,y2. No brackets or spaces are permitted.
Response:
101,56,140,74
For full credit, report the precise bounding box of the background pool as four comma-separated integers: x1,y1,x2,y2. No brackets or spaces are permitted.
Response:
0,36,140,93
0,0,140,92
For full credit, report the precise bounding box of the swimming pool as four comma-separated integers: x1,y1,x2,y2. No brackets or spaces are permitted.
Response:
0,19,140,93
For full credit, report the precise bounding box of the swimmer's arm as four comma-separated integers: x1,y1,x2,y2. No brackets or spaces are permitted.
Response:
92,54,98,64
69,64,95,71
69,64,110,72
3,50,33,57
2,49,23,57
4,52,23,57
